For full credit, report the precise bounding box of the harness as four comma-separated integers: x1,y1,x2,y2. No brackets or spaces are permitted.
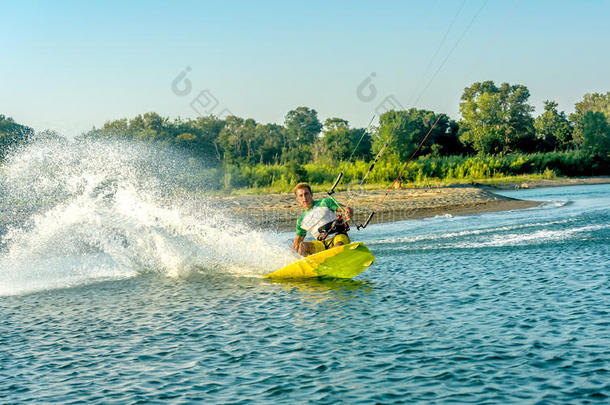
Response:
316,216,350,246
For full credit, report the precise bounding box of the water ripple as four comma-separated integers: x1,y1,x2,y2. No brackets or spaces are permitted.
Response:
2,185,610,403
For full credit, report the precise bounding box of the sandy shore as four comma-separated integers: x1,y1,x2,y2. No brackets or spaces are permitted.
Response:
1,177,606,234
220,186,536,232
219,177,609,232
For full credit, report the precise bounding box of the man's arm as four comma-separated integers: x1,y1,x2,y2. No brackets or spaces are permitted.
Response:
328,198,352,222
292,235,305,255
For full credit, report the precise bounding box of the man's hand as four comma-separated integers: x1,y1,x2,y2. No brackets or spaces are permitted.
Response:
292,235,315,256
292,235,304,253
297,243,307,256
342,206,353,222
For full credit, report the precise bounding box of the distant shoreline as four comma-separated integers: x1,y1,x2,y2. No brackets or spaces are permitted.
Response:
479,176,610,190
1,177,608,233
225,177,610,231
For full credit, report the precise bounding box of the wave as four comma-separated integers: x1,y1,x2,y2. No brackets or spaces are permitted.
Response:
369,219,575,245
536,200,572,209
0,139,296,296
373,221,608,253
453,224,610,248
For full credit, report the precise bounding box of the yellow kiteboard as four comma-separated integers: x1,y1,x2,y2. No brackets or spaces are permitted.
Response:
263,242,375,279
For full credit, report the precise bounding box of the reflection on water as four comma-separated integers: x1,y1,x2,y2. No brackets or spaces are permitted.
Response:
265,278,375,304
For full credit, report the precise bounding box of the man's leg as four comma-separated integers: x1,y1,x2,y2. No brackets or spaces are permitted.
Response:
331,234,350,247
301,241,325,256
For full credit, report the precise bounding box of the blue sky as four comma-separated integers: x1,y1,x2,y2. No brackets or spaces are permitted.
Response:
2,0,609,137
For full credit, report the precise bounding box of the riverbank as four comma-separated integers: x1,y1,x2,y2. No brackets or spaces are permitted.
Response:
218,177,610,231
478,176,610,190
218,185,537,232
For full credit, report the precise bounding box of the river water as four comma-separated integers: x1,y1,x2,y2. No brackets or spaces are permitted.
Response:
1,141,609,403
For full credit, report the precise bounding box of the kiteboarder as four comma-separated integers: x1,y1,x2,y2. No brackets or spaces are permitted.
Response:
292,182,353,256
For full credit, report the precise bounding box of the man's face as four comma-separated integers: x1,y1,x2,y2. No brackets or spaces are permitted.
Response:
295,187,314,210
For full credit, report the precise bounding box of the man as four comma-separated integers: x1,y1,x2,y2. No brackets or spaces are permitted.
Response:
292,182,353,256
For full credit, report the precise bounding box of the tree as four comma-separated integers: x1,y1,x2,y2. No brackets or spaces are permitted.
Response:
569,92,610,147
284,107,323,147
102,118,130,138
534,100,573,151
581,111,610,156
346,128,372,161
79,113,226,161
254,123,285,164
128,112,172,143
317,118,372,162
34,129,68,143
323,117,349,132
173,115,225,161
0,114,34,158
459,81,535,154
428,117,461,156
376,109,459,161
79,118,130,140
217,116,258,164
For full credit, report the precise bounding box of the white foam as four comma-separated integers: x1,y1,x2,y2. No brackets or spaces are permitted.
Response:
0,139,295,296
455,224,610,248
537,200,570,209
430,213,454,219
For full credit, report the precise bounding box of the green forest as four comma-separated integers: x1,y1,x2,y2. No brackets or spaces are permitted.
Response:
2,81,609,192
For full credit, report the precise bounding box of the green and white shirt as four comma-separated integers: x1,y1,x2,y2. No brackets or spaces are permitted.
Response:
296,198,340,238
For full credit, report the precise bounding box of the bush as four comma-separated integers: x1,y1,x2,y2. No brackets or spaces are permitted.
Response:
215,150,608,190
